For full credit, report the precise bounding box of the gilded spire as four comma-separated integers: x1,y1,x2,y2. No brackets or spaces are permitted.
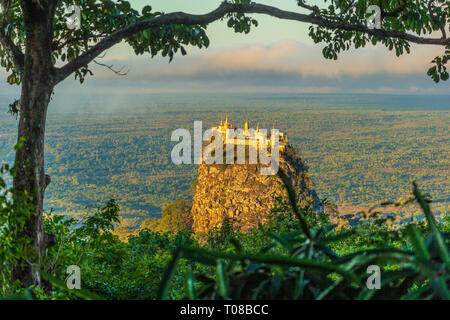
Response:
244,117,249,133
256,122,260,132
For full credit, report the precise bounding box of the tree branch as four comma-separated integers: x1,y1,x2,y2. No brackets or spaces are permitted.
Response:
297,0,320,15
52,34,108,51
428,0,447,39
93,59,129,76
381,0,407,18
0,0,25,70
55,1,450,84
245,3,449,45
0,31,24,70
55,2,236,83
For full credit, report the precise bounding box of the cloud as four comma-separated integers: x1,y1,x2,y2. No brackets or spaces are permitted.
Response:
91,40,445,81
204,41,300,70
2,41,448,95
198,41,444,78
100,55,130,62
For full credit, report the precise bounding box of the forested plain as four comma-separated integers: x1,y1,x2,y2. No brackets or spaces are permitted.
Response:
0,93,448,227
0,92,449,300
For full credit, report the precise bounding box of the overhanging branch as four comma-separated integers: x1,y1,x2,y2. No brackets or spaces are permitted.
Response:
0,0,25,71
55,2,236,83
428,0,447,39
0,30,24,71
55,1,450,84
246,3,449,45
93,59,129,76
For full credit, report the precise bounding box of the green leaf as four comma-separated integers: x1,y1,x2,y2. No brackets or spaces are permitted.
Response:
316,279,342,300
269,232,293,251
216,259,229,298
412,182,449,265
40,271,105,300
322,230,356,243
157,247,182,299
277,168,311,239
203,36,210,48
184,267,195,299
357,269,416,300
432,276,450,300
180,246,359,283
406,224,431,261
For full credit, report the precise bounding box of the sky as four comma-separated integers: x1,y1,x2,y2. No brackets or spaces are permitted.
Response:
1,0,449,101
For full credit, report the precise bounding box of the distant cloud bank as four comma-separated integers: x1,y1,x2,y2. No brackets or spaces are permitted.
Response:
1,41,449,95
92,40,444,78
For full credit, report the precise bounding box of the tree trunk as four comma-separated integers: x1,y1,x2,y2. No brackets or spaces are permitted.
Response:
11,2,55,287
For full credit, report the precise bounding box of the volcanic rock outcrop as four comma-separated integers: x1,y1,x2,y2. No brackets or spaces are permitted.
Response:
191,145,322,234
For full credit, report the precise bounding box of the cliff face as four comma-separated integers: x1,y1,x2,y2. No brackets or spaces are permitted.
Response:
191,146,322,234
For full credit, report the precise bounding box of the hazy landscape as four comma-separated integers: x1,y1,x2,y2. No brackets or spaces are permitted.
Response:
1,93,448,226
2,0,450,302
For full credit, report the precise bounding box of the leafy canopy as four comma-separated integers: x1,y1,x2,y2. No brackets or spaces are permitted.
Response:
1,0,449,86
